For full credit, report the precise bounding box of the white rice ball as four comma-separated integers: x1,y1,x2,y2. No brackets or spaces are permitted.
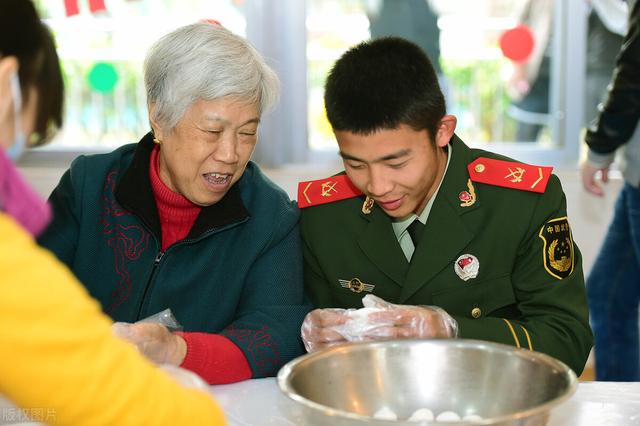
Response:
373,407,398,420
435,410,461,422
407,408,435,421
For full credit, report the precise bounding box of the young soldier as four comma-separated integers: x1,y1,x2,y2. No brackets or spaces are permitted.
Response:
299,37,592,375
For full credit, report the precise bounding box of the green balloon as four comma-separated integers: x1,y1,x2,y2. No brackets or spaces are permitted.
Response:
88,62,119,93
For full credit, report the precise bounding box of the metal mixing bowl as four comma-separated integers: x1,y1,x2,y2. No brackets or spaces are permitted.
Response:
277,339,577,425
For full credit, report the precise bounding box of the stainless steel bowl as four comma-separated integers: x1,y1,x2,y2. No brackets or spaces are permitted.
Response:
277,339,577,425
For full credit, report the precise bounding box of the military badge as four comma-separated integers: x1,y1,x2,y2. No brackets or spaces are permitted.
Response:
362,196,374,214
538,217,574,279
297,174,363,208
454,254,479,281
468,157,553,193
459,179,476,207
339,278,375,293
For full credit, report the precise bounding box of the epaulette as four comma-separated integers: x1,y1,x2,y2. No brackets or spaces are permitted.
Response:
468,158,553,193
297,174,363,208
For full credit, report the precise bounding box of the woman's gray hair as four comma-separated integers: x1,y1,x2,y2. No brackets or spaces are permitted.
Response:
144,23,280,131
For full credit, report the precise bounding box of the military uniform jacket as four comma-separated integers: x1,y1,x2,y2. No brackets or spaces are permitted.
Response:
301,135,593,374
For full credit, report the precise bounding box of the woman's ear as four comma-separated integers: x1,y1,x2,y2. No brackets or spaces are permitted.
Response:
435,115,457,148
148,103,164,141
0,56,19,130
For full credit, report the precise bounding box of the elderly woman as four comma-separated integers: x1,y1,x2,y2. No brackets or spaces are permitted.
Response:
1,1,224,423
38,22,311,384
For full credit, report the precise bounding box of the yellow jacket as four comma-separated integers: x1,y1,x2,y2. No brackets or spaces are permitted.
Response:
0,213,225,425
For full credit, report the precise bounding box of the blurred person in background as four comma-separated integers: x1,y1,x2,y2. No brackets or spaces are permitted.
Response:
582,0,640,382
38,22,311,385
585,0,627,125
506,0,553,142
0,0,225,424
366,0,443,80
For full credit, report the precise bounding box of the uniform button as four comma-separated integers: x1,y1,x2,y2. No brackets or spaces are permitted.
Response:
474,164,485,173
471,307,482,318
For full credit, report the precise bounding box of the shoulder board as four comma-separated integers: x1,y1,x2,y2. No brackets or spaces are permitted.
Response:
468,158,553,193
297,174,363,208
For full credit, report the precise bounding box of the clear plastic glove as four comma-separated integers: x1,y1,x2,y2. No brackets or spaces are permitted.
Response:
359,294,458,339
137,308,183,332
113,322,187,365
301,294,458,352
301,308,353,352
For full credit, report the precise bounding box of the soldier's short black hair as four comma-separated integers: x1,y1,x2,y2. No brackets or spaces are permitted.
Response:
324,37,445,141
0,0,64,146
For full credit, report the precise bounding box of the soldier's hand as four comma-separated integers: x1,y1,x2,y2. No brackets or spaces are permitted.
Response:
360,294,458,339
301,308,350,352
581,161,609,196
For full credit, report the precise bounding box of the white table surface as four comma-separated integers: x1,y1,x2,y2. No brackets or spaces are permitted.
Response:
209,379,640,426
2,379,639,425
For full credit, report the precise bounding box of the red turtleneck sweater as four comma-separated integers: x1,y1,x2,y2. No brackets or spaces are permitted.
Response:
149,146,252,383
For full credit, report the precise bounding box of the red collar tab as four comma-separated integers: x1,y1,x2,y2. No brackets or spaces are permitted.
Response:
468,158,553,193
297,174,363,208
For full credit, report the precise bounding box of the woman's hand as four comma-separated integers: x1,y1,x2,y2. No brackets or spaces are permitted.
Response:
112,322,187,365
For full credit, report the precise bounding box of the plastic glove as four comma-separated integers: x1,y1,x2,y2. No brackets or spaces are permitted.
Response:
112,322,187,365
359,294,458,339
137,308,183,332
301,295,458,353
301,308,353,352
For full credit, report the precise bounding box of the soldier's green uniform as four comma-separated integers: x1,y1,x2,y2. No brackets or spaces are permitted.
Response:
300,136,593,375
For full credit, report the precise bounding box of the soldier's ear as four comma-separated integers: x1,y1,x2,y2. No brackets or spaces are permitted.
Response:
434,115,456,148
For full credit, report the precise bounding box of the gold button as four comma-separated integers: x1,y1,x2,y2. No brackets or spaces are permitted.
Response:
471,307,481,318
474,164,485,173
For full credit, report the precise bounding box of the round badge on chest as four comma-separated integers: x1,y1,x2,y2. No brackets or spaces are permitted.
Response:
454,254,479,281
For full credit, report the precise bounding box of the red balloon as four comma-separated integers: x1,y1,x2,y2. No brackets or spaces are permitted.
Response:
499,25,535,63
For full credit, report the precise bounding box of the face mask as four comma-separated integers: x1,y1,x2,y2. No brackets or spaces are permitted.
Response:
4,72,26,161
0,72,51,236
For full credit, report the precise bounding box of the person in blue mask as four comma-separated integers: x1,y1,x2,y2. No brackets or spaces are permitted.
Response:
0,1,225,424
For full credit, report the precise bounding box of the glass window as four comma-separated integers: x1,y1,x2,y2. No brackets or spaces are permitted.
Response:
305,0,588,166
33,0,246,150
306,0,554,148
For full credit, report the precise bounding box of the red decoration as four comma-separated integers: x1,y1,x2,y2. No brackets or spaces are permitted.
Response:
63,0,107,16
499,25,535,63
88,0,106,13
64,0,79,16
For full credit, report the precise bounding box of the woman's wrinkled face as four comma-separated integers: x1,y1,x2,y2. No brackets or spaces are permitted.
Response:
153,97,260,206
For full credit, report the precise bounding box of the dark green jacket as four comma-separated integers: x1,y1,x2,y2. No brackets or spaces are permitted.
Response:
301,136,593,374
39,133,311,378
